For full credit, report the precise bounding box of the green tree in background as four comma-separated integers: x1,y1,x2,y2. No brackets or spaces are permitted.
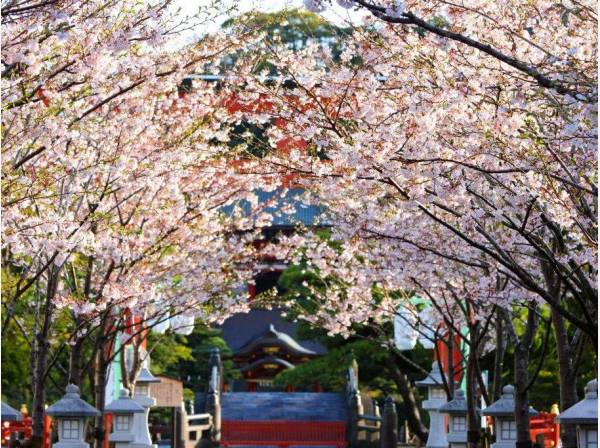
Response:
147,323,239,401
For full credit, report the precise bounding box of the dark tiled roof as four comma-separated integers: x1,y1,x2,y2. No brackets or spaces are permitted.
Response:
220,188,329,227
238,355,295,372
221,392,347,421
218,308,327,356
235,324,319,356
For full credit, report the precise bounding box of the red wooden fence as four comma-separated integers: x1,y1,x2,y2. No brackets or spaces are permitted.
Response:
221,420,347,448
530,412,560,448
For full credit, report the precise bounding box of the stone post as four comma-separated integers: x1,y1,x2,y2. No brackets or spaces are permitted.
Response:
346,358,362,445
381,395,398,448
206,348,222,443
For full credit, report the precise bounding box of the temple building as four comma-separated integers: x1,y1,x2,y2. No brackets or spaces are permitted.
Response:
220,308,326,391
218,187,329,392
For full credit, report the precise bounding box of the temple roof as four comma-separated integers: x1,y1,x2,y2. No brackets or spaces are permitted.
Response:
235,324,319,357
219,308,327,356
238,355,296,372
220,188,329,228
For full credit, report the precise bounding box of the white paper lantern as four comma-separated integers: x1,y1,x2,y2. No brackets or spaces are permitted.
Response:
394,306,418,351
170,314,195,335
418,306,437,349
148,313,170,334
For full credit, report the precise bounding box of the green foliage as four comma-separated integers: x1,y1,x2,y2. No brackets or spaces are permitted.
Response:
274,338,397,396
222,8,352,53
1,325,31,406
149,322,240,394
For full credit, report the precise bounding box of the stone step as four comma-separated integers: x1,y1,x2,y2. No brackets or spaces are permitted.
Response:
221,392,347,421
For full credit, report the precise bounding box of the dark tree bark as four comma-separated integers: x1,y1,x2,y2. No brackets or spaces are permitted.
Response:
93,344,109,448
466,329,481,448
68,330,86,386
492,310,507,401
31,267,60,447
509,305,539,448
385,352,429,443
551,309,579,448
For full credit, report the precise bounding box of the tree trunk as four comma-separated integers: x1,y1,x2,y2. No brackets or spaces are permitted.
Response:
513,305,539,448
31,269,59,445
551,309,578,448
93,309,118,448
492,310,506,401
514,345,531,448
68,332,86,386
385,353,429,443
466,337,480,448
93,346,108,448
447,328,455,398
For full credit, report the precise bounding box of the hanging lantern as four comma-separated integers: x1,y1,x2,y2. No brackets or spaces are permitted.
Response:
170,314,194,335
418,306,437,349
148,312,170,334
394,306,418,351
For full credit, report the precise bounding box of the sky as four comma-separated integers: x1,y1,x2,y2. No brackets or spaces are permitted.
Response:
170,0,369,45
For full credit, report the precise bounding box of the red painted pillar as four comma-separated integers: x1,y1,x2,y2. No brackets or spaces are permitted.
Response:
434,333,463,382
42,416,51,448
103,413,112,448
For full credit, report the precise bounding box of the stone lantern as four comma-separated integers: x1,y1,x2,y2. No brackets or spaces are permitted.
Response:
556,379,598,448
45,384,100,448
106,389,145,448
2,402,23,446
131,368,160,448
1,402,22,423
416,362,448,448
439,389,478,448
482,385,538,448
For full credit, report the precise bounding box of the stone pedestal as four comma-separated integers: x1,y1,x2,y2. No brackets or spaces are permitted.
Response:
416,363,448,448
131,369,160,448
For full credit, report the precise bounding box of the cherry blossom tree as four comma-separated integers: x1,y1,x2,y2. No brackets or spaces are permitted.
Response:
1,1,271,444
219,3,596,447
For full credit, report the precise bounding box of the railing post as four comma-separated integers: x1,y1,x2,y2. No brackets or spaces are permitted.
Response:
381,395,398,448
207,348,222,443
